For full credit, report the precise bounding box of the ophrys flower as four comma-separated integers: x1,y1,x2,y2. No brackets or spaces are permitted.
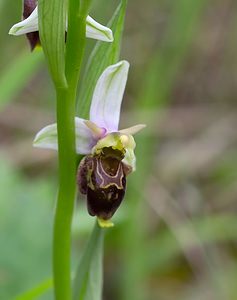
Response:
34,61,145,226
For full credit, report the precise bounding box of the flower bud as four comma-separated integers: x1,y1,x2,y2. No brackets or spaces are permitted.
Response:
77,147,130,220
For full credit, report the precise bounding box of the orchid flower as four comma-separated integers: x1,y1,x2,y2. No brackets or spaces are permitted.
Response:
9,3,113,49
33,61,145,226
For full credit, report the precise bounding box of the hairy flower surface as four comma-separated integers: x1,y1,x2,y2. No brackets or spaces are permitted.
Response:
9,2,113,49
34,61,145,225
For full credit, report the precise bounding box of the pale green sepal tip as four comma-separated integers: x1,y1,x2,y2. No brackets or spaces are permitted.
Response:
97,218,114,228
8,26,19,35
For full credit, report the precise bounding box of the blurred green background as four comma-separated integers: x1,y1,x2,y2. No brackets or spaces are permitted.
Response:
1,0,237,299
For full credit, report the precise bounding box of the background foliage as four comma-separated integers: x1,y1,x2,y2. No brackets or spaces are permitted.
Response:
0,0,237,299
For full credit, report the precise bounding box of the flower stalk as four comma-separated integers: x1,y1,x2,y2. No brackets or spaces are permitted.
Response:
53,1,90,299
53,86,77,300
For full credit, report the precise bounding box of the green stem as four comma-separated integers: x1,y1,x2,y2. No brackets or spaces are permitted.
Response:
53,86,77,300
53,0,90,299
66,1,87,87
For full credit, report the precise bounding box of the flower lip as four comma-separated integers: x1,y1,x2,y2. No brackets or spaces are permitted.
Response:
77,151,127,221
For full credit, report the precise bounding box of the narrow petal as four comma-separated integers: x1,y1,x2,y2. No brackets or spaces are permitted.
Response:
90,61,130,132
84,120,107,139
9,6,113,43
86,16,113,42
33,117,96,155
9,7,38,35
119,124,146,135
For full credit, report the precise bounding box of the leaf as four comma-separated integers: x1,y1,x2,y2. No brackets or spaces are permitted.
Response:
73,222,104,300
77,0,128,119
38,0,67,88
